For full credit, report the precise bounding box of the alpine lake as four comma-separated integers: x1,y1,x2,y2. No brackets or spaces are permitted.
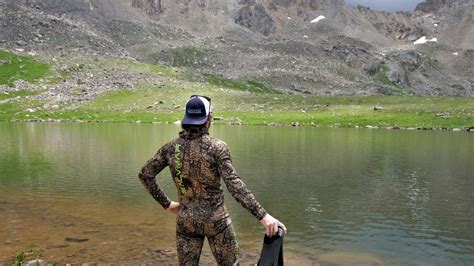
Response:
0,123,473,265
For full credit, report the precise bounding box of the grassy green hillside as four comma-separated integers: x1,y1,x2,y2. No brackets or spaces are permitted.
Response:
0,50,52,86
0,50,472,129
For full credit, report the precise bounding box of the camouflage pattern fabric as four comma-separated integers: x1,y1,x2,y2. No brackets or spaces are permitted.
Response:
138,127,267,265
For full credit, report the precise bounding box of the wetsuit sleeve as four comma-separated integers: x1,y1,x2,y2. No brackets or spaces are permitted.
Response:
216,143,267,220
138,144,172,209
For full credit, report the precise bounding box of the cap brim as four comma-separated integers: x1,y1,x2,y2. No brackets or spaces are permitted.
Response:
182,114,208,125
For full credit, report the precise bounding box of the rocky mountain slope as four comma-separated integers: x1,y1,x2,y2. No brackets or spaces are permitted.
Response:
0,0,472,96
415,0,473,50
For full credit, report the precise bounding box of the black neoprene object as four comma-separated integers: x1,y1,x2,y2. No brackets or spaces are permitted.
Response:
257,227,284,266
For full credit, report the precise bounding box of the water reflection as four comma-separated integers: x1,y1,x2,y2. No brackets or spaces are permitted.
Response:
0,123,473,265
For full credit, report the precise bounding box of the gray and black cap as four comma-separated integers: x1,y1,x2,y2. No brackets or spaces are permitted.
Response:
182,96,212,126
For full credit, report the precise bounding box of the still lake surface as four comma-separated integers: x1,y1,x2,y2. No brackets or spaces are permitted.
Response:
0,123,473,265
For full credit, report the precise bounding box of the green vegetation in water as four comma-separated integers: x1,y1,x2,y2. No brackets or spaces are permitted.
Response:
13,244,43,266
0,50,51,86
14,252,27,266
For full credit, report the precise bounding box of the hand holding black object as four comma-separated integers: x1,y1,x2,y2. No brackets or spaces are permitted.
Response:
260,213,287,236
258,226,285,266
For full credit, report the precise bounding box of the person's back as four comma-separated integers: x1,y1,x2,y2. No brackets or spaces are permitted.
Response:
138,95,286,265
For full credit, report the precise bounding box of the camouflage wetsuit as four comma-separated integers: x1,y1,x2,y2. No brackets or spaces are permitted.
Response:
138,127,267,265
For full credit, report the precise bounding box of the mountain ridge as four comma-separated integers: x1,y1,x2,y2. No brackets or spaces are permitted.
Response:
0,0,472,96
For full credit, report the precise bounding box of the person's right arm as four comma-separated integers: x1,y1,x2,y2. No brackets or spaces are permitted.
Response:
138,144,172,210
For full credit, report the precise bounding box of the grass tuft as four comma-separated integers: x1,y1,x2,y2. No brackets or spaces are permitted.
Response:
0,50,51,86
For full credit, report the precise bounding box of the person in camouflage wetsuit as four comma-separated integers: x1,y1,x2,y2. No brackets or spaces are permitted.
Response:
138,96,287,265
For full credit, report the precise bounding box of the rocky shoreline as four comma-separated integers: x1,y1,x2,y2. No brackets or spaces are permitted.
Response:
3,118,473,133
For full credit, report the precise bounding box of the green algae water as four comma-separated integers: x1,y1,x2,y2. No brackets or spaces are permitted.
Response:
0,123,473,265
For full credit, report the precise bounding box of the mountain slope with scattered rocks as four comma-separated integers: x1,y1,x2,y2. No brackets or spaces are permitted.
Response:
0,0,472,96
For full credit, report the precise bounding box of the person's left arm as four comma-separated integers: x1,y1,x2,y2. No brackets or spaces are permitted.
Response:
216,142,267,220
216,141,287,236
